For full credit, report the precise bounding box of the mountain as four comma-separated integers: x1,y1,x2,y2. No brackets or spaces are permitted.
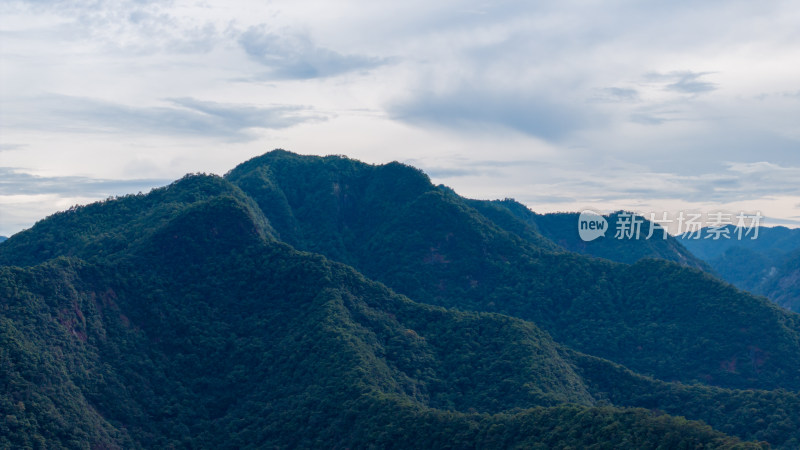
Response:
508,208,709,270
226,151,800,392
0,236,7,243
2,150,799,448
757,248,800,312
678,225,800,262
679,225,800,311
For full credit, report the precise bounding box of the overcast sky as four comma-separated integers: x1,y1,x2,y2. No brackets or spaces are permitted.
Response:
1,0,799,236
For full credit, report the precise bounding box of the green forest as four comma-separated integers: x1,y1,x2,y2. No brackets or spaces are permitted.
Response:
678,226,800,312
2,150,799,448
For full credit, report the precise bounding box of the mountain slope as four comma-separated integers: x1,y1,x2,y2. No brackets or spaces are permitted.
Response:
0,173,273,268
224,150,800,392
679,226,800,312
482,203,709,270
1,188,771,448
679,225,800,261
757,248,800,312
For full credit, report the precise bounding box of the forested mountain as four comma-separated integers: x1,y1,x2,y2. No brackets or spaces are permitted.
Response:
2,150,799,448
480,204,709,270
0,236,7,243
679,225,800,261
226,151,800,392
679,226,800,312
757,249,800,312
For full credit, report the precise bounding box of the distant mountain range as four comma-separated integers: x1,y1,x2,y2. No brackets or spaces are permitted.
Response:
496,207,710,270
512,208,800,314
1,150,798,448
0,236,7,243
679,225,800,312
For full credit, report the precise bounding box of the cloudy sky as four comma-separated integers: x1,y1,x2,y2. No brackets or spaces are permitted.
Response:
1,0,799,236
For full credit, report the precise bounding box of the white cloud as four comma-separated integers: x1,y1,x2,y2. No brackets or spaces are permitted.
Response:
1,0,799,234
0,94,326,141
238,26,388,80
0,168,171,236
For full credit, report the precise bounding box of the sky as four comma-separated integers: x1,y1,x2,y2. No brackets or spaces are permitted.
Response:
1,0,799,237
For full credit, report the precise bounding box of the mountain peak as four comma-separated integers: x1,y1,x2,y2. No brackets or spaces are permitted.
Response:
3,151,800,448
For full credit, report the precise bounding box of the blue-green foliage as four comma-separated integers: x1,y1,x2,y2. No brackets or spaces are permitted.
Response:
1,150,797,448
679,225,800,312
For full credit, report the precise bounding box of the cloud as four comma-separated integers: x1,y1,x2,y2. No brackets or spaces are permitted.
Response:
2,0,799,233
4,0,222,55
417,158,553,179
0,167,173,235
0,144,26,152
0,167,170,197
629,113,667,125
646,71,718,94
627,103,687,125
424,155,800,212
423,167,489,178
390,88,592,141
765,216,800,226
238,26,387,79
2,95,326,141
725,161,785,175
559,164,798,204
380,5,722,142
594,87,640,103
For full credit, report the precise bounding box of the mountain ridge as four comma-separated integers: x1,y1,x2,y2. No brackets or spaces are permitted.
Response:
480,203,710,270
679,225,800,312
225,150,800,392
2,149,798,448
3,201,766,447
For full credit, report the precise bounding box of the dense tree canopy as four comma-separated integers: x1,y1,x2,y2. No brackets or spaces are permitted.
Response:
1,150,797,448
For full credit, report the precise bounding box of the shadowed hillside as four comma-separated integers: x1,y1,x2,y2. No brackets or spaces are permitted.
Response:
2,150,798,448
679,225,800,312
226,151,800,392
